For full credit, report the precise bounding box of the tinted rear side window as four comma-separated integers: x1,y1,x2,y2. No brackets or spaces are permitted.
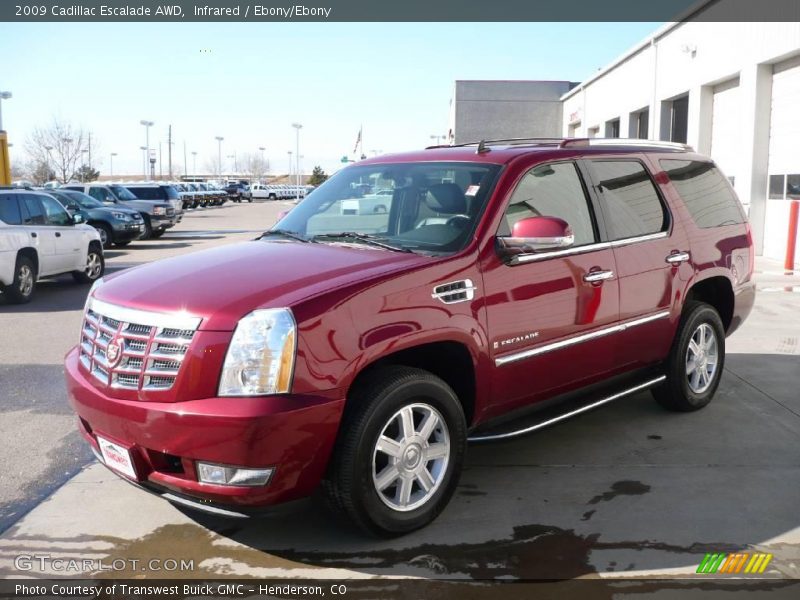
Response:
660,160,745,228
0,195,22,225
127,187,164,201
589,160,667,240
162,186,180,200
21,196,46,225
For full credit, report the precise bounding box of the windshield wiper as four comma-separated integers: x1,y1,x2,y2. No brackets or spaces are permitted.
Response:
312,232,413,253
259,229,310,243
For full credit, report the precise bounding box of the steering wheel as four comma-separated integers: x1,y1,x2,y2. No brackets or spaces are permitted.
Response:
445,214,471,228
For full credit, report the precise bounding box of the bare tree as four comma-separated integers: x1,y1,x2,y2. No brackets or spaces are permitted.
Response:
239,152,270,183
24,117,93,184
204,157,223,179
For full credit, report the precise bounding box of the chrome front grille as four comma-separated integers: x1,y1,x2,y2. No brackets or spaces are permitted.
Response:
79,299,201,392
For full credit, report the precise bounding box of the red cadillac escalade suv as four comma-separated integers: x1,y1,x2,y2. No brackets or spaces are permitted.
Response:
65,139,755,536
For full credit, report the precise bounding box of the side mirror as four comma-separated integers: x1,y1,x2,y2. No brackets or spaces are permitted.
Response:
496,216,574,262
72,213,85,224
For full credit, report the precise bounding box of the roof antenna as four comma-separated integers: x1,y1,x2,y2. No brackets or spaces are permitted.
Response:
476,140,491,154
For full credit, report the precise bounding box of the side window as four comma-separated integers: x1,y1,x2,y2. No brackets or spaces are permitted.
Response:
88,188,107,202
40,195,72,226
589,160,667,240
660,160,745,228
21,197,46,226
499,162,596,246
0,195,22,225
128,188,160,200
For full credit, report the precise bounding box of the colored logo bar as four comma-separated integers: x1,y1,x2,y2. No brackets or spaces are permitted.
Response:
696,552,773,574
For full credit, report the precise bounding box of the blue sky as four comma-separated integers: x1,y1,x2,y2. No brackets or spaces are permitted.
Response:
2,22,660,177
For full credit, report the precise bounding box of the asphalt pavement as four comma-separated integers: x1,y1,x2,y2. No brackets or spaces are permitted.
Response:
1,204,799,583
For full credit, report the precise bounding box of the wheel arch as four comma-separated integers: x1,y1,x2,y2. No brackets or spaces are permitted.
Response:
685,275,735,333
16,247,39,275
345,339,479,427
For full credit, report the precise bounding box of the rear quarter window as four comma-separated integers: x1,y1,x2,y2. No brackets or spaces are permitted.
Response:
0,195,22,225
127,187,163,201
660,160,745,228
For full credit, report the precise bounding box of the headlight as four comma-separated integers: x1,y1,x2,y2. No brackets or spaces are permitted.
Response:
111,211,131,221
219,308,297,396
153,206,166,215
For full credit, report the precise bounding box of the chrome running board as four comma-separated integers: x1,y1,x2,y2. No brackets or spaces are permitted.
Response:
467,375,666,443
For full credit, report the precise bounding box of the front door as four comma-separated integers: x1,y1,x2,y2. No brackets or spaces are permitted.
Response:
39,194,84,272
481,160,620,417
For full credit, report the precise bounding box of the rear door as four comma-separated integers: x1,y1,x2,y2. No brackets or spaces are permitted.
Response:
19,195,58,276
39,194,84,271
481,159,620,416
583,157,690,370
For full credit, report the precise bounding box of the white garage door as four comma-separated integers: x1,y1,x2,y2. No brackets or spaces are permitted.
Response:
764,56,800,262
710,78,741,190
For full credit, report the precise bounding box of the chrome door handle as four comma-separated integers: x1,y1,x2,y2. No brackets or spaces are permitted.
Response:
583,270,614,283
666,251,690,264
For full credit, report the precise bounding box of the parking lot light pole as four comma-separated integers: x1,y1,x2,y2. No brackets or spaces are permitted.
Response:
291,123,302,200
110,152,117,180
258,146,266,180
140,146,147,179
140,120,154,180
215,136,224,181
0,91,12,131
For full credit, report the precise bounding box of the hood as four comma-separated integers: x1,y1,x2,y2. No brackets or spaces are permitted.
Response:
95,239,428,331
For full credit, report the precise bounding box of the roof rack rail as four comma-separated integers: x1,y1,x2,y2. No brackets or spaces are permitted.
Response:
445,137,567,149
559,138,694,151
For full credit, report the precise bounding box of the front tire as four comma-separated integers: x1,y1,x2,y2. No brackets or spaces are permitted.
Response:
72,245,105,284
652,301,725,412
323,366,466,537
5,255,36,304
95,223,113,249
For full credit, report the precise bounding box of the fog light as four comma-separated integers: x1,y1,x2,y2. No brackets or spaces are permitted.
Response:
197,462,273,487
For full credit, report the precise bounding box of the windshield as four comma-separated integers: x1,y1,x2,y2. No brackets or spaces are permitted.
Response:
274,162,501,255
63,190,103,209
110,185,139,201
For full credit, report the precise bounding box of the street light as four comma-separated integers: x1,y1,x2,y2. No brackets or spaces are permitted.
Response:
110,152,117,180
0,91,11,131
430,134,445,145
215,136,224,180
291,123,302,200
287,150,293,179
140,146,147,179
140,120,154,180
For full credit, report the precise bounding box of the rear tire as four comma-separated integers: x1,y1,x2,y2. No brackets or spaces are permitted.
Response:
114,241,131,247
5,255,36,304
652,301,725,412
141,216,153,240
323,366,466,537
150,229,165,239
72,245,105,284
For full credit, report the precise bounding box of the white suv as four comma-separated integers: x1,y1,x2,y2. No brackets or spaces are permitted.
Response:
0,189,104,304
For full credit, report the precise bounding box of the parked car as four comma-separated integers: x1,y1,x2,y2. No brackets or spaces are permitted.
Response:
1,188,104,303
61,183,178,240
225,182,249,202
124,184,184,221
246,183,273,201
47,189,144,248
64,139,754,535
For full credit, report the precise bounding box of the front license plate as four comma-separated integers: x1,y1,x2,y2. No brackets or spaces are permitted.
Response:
97,435,137,479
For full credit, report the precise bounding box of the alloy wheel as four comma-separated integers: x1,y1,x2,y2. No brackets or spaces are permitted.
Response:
372,403,450,512
686,322,719,394
85,252,102,280
18,264,34,297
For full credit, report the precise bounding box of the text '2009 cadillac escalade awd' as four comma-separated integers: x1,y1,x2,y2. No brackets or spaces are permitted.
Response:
65,139,755,536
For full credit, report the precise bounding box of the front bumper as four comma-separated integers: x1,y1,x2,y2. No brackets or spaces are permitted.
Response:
111,221,145,242
64,347,345,509
151,214,178,231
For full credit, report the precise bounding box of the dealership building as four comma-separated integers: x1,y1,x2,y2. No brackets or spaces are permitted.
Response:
450,12,800,261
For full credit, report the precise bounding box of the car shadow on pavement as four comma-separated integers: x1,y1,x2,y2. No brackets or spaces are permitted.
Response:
170,355,800,580
0,277,92,311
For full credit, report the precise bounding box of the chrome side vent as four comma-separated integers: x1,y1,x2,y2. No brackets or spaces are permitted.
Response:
432,279,477,304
